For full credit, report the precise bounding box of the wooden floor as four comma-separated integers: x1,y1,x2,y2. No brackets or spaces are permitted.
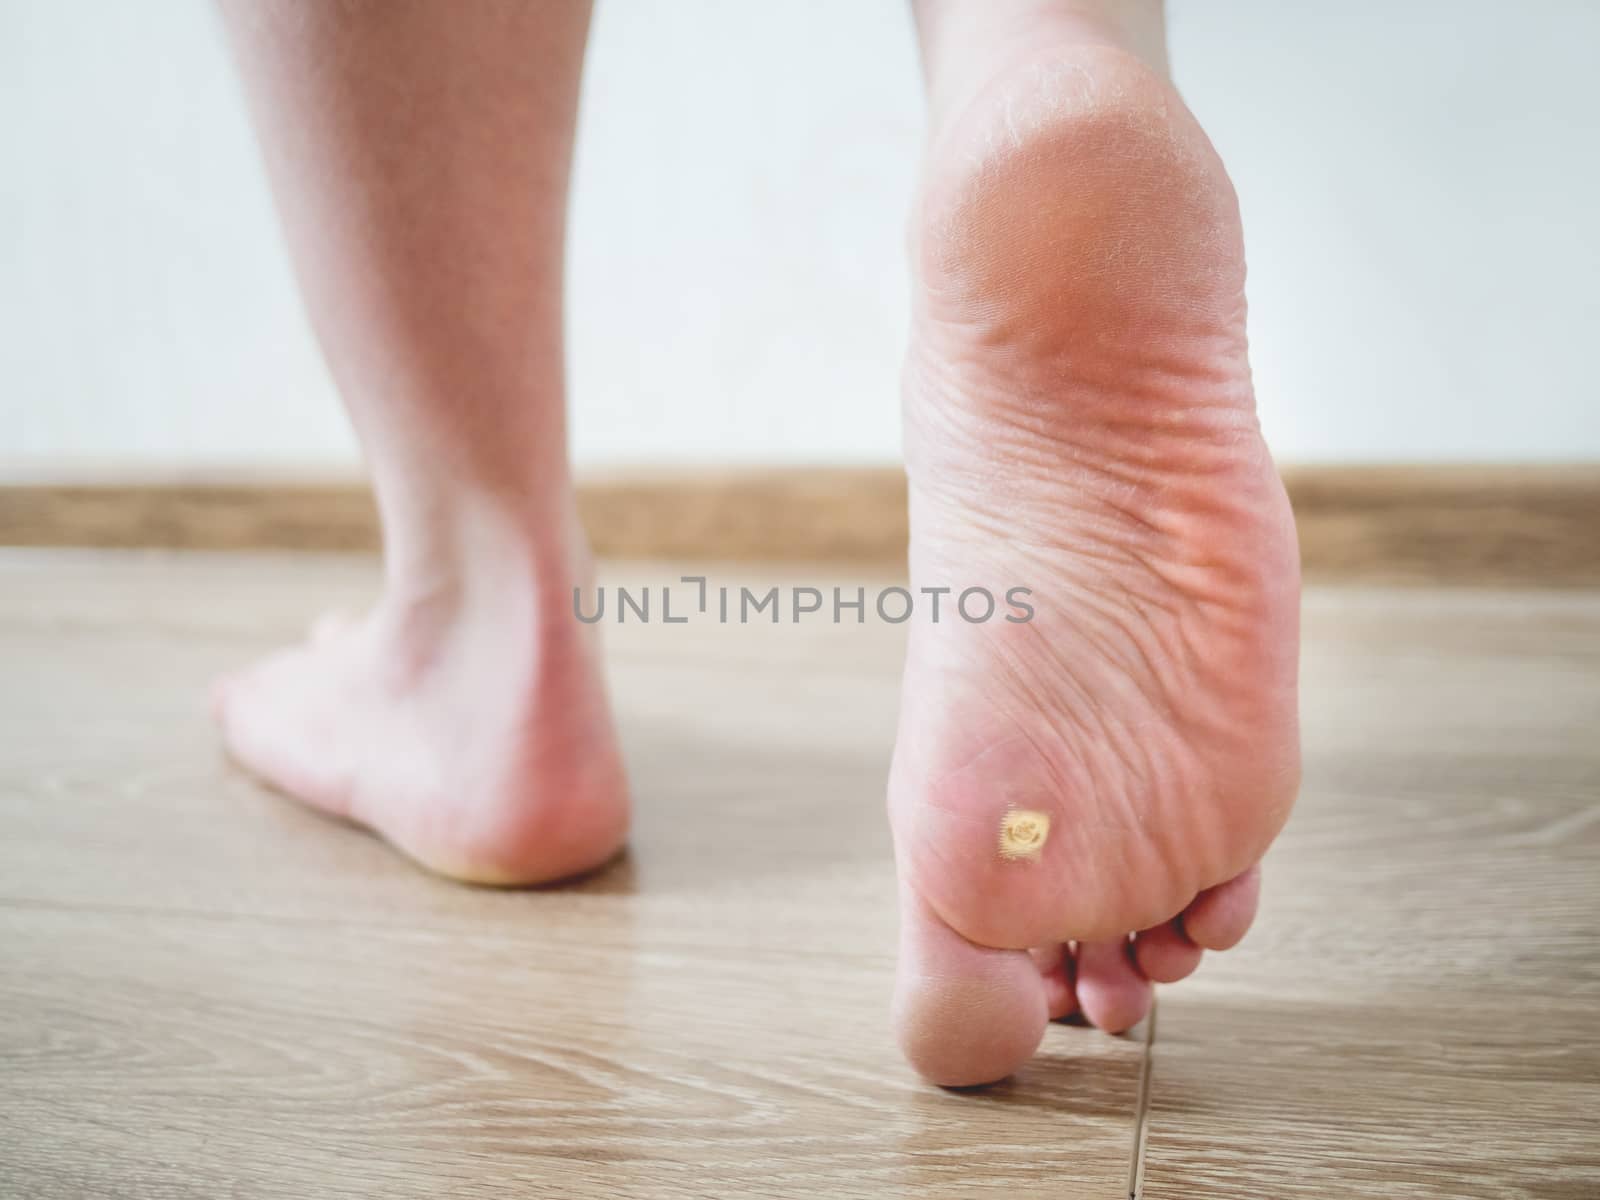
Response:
1,551,1596,1198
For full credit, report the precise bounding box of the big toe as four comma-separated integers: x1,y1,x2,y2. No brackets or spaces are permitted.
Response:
215,655,346,816
308,608,359,647
893,887,1049,1087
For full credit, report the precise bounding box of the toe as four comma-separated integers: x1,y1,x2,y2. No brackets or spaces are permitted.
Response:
1074,939,1152,1034
1030,943,1078,1020
1181,864,1261,951
894,888,1049,1087
1133,921,1203,983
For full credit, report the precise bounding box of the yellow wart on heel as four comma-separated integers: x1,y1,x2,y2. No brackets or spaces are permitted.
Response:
998,809,1050,860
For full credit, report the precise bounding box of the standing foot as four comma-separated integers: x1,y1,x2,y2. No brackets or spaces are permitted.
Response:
214,502,628,885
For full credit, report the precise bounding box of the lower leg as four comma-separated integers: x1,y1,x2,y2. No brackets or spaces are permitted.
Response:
218,0,589,583
213,0,627,883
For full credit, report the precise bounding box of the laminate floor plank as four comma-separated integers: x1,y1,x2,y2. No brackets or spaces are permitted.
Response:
2,552,1595,1198
1140,589,1600,1199
0,551,1140,1200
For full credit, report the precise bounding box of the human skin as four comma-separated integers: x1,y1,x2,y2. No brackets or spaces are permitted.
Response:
212,0,1299,1086
212,0,628,884
890,0,1298,1084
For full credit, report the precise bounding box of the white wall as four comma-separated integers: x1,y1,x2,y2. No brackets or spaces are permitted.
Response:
4,0,1597,470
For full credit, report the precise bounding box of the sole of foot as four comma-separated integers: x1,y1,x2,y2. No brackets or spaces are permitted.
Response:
890,39,1301,1086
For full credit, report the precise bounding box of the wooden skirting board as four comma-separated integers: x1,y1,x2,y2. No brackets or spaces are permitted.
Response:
1,464,1596,585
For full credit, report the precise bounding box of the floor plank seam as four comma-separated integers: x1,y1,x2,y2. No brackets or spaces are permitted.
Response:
1126,996,1157,1199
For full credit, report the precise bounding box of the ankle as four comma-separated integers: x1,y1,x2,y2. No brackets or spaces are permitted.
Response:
367,487,592,668
369,445,579,569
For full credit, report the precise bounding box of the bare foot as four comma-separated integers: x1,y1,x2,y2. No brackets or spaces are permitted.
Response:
213,507,628,885
890,34,1300,1085
212,2,619,884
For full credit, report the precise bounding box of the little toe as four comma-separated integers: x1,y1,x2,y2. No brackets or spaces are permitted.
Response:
1181,864,1262,951
1133,921,1203,983
1074,938,1152,1034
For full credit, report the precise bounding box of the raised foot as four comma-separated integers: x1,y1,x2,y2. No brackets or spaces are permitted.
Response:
213,552,628,886
890,43,1301,1086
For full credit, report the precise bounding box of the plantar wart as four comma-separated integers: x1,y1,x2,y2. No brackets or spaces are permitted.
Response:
998,809,1050,859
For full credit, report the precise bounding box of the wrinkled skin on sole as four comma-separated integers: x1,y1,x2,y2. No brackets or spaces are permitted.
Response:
890,42,1301,1087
